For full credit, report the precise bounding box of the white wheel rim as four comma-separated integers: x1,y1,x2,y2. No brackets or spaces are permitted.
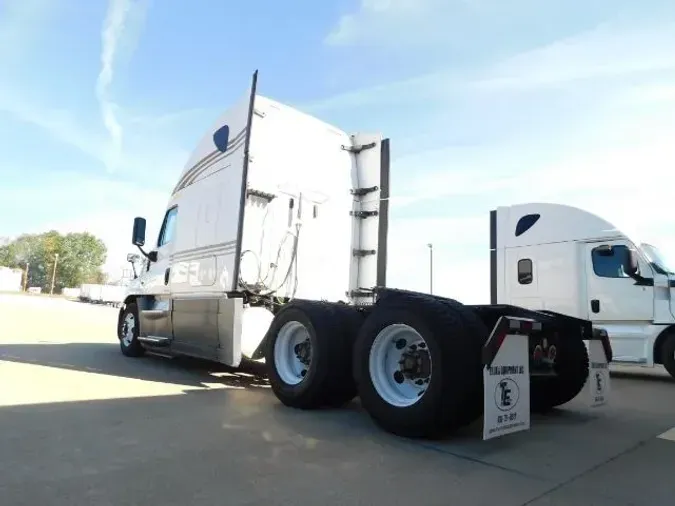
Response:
122,313,135,347
274,321,312,385
369,323,432,407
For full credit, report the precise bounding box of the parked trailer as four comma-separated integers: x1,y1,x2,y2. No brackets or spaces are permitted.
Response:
99,285,125,307
79,283,125,307
117,71,612,440
79,284,93,302
62,287,81,299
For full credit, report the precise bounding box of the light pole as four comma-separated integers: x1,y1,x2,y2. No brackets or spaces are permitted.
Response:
23,262,30,292
50,253,59,295
427,243,433,295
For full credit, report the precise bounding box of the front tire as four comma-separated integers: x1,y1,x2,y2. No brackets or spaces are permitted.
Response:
660,332,675,379
118,303,145,358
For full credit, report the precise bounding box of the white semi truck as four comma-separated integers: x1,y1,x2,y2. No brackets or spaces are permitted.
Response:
492,202,675,379
117,72,612,440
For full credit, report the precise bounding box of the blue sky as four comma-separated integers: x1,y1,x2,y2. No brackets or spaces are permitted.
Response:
2,0,675,301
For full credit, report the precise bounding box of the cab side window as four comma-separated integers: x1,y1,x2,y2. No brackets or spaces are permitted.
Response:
158,206,178,247
591,245,630,278
517,258,533,285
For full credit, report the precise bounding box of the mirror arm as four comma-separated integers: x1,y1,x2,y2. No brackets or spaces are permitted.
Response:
630,270,649,283
126,255,140,279
136,244,152,261
623,251,642,281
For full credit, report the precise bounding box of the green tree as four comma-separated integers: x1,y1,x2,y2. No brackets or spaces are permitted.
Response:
0,231,107,293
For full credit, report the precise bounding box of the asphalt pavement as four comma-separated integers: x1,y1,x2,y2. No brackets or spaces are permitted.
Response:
0,294,673,506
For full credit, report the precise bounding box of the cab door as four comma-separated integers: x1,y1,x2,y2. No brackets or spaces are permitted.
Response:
584,240,654,362
138,206,178,340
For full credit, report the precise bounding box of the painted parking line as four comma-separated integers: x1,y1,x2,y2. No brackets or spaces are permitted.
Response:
657,427,675,442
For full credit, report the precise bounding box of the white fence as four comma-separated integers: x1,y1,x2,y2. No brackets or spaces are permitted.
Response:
0,266,22,292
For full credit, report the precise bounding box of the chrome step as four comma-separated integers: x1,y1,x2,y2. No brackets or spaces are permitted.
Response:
138,335,171,347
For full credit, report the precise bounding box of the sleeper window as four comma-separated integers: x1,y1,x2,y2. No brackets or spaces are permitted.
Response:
591,245,631,278
517,259,533,285
158,206,178,247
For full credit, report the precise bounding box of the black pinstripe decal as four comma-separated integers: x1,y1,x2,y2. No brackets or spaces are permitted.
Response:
171,126,247,194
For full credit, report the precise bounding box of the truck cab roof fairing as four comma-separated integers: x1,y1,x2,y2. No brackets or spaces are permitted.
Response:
497,202,626,248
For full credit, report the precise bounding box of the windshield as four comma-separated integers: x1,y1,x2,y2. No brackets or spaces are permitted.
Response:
640,243,674,275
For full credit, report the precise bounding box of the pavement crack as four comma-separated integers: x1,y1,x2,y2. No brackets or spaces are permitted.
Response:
408,441,548,481
517,439,649,506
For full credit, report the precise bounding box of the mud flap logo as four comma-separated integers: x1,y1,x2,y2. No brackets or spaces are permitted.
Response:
483,334,530,441
495,378,520,411
588,339,610,407
595,373,604,394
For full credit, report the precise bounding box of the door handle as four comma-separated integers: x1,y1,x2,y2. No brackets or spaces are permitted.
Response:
164,268,170,285
591,299,600,313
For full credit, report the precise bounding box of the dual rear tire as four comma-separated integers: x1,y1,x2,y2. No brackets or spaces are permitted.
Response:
265,294,489,438
264,301,364,410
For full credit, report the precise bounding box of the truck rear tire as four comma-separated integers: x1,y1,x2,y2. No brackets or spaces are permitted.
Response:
265,300,359,410
353,294,488,439
530,337,589,412
660,332,675,379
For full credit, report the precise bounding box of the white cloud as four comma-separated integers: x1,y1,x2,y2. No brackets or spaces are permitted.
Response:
96,0,149,173
0,0,197,179
302,70,457,114
394,130,675,207
0,82,195,183
315,13,675,113
472,19,675,91
0,0,191,179
0,88,106,160
325,0,476,48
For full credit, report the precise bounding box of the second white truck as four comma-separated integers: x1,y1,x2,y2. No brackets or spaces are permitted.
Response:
117,71,612,441
492,202,675,379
